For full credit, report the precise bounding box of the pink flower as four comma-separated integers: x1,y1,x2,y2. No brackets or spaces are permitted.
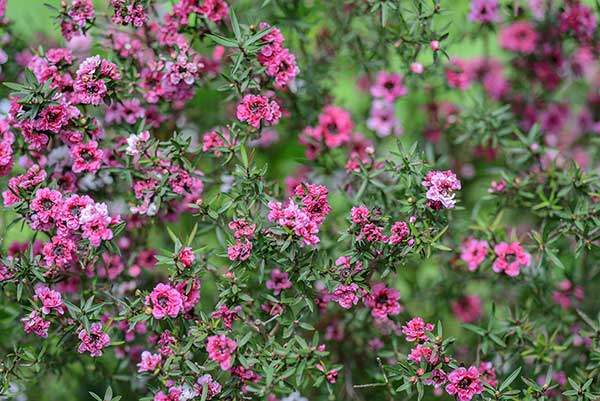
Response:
559,1,596,43
42,235,77,268
229,219,256,239
316,364,338,383
389,221,409,245
145,283,184,319
137,351,162,372
370,71,408,102
331,283,361,309
31,188,63,226
195,374,222,400
206,334,237,370
445,366,484,401
70,141,104,174
211,305,242,330
410,62,424,74
499,21,538,54
350,205,370,225
263,47,300,88
21,311,50,338
451,295,482,323
228,238,253,261
34,285,64,315
198,0,229,23
367,100,403,137
79,202,114,246
469,0,500,24
364,283,403,320
446,58,472,90
68,0,95,27
236,94,281,128
422,170,461,209
424,369,448,388
266,268,292,295
492,241,530,277
407,344,437,364
178,246,195,267
78,322,110,357
175,279,201,313
552,279,585,310
401,317,434,342
460,238,489,271
479,361,498,388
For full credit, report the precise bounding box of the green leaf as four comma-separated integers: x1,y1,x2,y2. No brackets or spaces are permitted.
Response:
499,367,521,392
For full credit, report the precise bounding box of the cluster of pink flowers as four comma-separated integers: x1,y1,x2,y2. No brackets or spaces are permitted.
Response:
258,23,300,88
422,170,462,209
60,0,95,40
227,219,256,261
268,183,331,247
3,180,119,273
402,317,488,401
349,205,411,246
236,94,282,128
172,0,229,25
110,0,148,27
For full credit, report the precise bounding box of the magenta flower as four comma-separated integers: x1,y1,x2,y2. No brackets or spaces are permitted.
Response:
422,170,462,209
206,334,237,370
70,141,104,174
21,311,50,338
367,100,403,138
211,305,242,330
79,202,114,246
331,283,361,309
31,188,63,226
195,374,222,400
492,241,531,277
370,71,408,102
446,58,472,90
34,285,64,315
451,295,482,323
460,237,489,271
350,205,370,225
401,317,434,342
499,21,538,54
145,283,184,319
178,246,195,268
423,369,448,388
236,94,281,128
445,366,484,401
42,235,77,268
266,268,292,296
198,0,229,23
479,361,498,388
137,351,162,373
77,322,110,357
468,0,500,24
364,283,403,320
